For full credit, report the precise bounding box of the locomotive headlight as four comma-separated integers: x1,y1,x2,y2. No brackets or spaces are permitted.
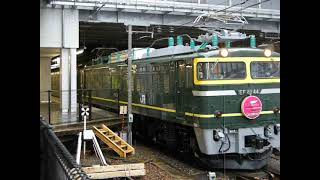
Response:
264,48,272,57
274,124,280,135
219,48,229,57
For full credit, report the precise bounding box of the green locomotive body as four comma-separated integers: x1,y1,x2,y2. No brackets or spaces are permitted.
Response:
51,31,280,169
79,47,280,169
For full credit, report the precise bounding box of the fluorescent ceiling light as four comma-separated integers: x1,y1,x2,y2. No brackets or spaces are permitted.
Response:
51,49,84,69
77,49,84,55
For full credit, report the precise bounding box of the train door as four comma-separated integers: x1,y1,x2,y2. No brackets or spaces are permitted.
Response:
176,60,186,119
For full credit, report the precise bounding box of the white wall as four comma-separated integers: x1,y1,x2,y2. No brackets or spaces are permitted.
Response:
40,8,79,48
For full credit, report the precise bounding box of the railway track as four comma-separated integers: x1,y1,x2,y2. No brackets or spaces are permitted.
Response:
271,155,280,161
115,138,280,180
70,123,280,179
78,138,280,180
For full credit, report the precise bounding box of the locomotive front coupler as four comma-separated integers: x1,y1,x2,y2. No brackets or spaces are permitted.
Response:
245,135,270,150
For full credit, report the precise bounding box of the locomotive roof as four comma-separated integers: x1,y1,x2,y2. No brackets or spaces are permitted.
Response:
200,48,280,58
85,48,280,69
132,48,280,64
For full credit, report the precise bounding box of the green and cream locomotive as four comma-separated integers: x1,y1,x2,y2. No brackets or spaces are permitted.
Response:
53,31,280,170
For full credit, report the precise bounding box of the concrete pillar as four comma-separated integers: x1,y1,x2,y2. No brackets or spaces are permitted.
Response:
70,48,77,113
40,57,51,102
60,48,69,113
60,48,77,122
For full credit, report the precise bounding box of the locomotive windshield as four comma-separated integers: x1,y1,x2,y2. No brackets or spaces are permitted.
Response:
251,61,280,79
197,62,246,80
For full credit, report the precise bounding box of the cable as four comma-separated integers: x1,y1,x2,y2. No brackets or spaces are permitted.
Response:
176,34,195,42
216,0,250,13
227,0,271,15
195,0,271,28
218,128,231,153
173,0,252,29
224,133,231,152
91,2,107,16
147,37,170,48
192,0,253,28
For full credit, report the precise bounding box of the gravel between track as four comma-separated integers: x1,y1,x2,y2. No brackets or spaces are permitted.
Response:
79,140,280,179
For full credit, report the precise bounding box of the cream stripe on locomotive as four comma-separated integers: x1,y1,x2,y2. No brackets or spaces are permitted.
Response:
192,90,237,96
192,88,280,96
90,96,276,118
260,88,280,94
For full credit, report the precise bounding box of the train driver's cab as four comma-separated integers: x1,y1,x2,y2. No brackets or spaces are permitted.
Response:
193,57,280,85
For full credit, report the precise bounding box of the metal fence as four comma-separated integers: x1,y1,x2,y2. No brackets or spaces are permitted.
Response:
40,89,121,125
40,117,90,180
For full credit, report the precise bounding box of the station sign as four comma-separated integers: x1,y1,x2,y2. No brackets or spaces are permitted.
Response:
120,106,128,115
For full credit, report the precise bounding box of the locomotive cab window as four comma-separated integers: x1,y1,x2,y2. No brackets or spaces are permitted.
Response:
197,62,246,80
251,61,280,79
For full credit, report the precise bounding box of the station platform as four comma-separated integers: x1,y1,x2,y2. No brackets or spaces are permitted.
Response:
40,97,125,136
52,117,124,137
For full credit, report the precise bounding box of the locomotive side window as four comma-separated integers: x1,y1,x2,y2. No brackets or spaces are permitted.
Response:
185,62,193,88
197,62,246,80
251,61,280,79
178,61,185,88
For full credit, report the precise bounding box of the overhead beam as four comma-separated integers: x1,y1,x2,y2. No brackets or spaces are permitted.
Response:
78,11,279,33
49,0,280,20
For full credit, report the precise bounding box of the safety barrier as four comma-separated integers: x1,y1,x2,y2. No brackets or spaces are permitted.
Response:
40,117,90,180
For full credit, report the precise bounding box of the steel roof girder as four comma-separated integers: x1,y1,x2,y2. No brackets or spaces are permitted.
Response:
50,0,279,18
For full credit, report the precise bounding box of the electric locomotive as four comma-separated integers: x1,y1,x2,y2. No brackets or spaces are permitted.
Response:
53,31,280,170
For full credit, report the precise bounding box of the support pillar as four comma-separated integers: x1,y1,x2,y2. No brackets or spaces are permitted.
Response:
60,48,69,114
70,48,77,113
127,25,133,145
60,48,77,122
40,57,51,102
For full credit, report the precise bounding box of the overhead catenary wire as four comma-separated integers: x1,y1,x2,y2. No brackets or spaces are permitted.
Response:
197,0,252,26
172,0,251,29
215,0,251,13
193,0,271,34
147,37,170,48
186,0,272,29
227,0,271,15
90,2,107,16
175,0,253,30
